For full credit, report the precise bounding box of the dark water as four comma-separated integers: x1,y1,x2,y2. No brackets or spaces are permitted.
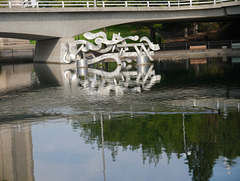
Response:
0,57,240,181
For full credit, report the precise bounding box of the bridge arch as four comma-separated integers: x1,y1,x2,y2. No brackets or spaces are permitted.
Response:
0,1,240,40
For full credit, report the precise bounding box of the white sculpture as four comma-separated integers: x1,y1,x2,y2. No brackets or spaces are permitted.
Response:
63,31,160,65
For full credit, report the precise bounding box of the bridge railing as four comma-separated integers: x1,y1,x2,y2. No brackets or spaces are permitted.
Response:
0,0,238,8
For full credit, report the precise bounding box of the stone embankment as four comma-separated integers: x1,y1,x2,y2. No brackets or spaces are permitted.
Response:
154,49,240,61
0,38,35,63
0,38,31,47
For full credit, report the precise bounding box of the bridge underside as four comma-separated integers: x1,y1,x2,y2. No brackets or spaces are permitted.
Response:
0,16,239,41
0,3,240,40
0,32,57,41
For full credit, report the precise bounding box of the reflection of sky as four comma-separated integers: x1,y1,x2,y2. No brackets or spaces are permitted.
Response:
32,118,191,181
212,160,240,181
33,119,104,181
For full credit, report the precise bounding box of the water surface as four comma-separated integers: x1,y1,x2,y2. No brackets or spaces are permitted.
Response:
0,57,240,181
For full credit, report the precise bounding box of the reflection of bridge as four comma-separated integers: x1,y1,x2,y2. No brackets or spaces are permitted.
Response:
0,0,240,63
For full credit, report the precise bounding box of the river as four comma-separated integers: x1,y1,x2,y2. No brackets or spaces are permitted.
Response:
0,56,240,181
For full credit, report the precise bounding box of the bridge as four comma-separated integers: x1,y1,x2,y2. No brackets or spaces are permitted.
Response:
1,0,240,63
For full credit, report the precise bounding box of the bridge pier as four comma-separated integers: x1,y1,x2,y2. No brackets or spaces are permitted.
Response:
34,37,76,64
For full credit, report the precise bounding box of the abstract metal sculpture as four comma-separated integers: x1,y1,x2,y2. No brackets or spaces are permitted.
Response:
61,31,161,94
63,31,160,66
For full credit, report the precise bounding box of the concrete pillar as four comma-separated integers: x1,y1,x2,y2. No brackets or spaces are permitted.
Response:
34,37,76,64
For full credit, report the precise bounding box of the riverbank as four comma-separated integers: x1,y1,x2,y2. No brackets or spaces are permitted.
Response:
1,43,240,64
154,48,240,60
0,44,35,64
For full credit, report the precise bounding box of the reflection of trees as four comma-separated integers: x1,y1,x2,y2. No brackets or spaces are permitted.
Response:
159,58,240,88
183,113,240,181
186,143,215,181
73,112,240,180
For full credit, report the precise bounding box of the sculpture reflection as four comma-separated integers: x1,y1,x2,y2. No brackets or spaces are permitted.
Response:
73,63,161,95
35,59,161,95
34,57,240,114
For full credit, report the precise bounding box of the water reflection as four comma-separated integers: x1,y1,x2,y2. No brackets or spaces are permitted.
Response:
0,57,240,119
0,64,35,93
35,60,161,95
0,112,239,181
0,122,34,181
0,56,240,181
32,57,240,115
72,112,240,181
232,57,240,64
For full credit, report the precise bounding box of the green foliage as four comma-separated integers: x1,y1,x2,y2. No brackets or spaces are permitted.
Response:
198,22,223,32
30,40,36,44
0,0,7,4
75,24,152,42
74,23,166,44
101,62,117,72
153,23,163,29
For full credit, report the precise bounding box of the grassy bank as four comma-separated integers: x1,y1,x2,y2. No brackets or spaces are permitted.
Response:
74,24,158,42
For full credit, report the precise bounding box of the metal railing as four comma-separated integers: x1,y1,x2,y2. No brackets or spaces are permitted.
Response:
158,40,240,51
0,0,238,8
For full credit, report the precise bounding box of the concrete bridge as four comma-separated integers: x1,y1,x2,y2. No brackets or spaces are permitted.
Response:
0,0,240,63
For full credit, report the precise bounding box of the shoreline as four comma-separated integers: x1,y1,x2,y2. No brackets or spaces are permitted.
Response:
1,45,240,64
154,48,240,60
